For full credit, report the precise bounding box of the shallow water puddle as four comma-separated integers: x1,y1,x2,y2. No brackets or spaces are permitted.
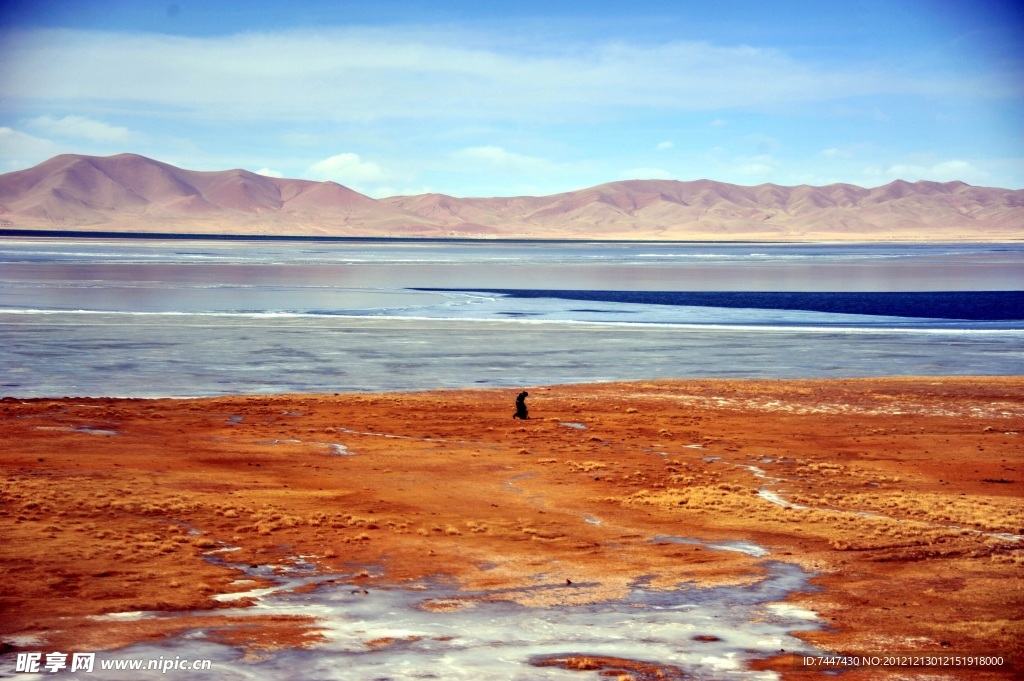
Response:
6,538,823,680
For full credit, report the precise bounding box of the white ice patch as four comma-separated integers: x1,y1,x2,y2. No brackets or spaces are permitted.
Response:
327,443,352,456
31,544,824,681
763,603,819,621
708,540,772,557
654,535,771,558
730,463,808,510
87,611,152,622
2,635,43,647
757,489,808,510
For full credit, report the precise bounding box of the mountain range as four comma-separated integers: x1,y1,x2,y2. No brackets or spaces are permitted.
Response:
1,153,1021,240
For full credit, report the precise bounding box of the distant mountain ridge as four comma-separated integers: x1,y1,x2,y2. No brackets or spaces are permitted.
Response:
1,153,1021,240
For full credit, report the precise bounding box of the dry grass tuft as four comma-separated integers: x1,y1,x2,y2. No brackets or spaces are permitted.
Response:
567,460,608,473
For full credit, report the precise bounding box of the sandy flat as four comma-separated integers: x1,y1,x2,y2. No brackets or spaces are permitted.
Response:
1,377,1022,678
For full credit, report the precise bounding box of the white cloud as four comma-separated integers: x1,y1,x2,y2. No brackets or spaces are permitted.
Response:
304,152,401,196
863,159,990,185
28,114,133,143
442,146,605,195
0,27,985,125
255,167,284,178
307,153,389,184
655,140,674,150
710,118,728,127
897,160,978,178
0,127,60,168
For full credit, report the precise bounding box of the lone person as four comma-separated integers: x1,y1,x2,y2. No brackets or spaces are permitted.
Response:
513,391,529,420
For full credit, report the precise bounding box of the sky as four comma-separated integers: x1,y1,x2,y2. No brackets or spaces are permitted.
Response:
1,0,1022,197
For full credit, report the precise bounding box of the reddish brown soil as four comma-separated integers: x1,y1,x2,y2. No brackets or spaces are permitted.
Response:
2,377,1022,678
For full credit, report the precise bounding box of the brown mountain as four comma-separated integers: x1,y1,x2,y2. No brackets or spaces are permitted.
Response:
1,153,1021,240
0,153,437,237
383,178,1024,240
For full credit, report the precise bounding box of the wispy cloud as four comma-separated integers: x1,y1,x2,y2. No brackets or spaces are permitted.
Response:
447,145,609,194
863,159,990,185
0,127,60,169
305,152,393,196
307,153,388,182
27,114,134,143
0,27,996,125
1,15,1020,193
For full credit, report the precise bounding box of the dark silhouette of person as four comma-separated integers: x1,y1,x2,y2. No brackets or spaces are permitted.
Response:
513,391,529,419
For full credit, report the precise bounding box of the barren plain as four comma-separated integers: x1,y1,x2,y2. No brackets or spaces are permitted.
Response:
2,377,1022,678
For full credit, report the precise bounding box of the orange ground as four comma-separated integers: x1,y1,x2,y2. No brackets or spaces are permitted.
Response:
2,377,1022,678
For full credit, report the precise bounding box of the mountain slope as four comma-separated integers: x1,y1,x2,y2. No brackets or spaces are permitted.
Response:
383,179,1024,239
1,154,1022,240
0,153,437,236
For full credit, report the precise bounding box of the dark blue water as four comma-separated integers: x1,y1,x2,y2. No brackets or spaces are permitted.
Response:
428,289,1024,321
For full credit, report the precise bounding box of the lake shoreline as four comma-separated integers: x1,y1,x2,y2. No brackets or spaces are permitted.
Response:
4,229,1023,244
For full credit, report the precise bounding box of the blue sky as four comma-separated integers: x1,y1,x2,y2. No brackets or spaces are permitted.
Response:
1,0,1022,196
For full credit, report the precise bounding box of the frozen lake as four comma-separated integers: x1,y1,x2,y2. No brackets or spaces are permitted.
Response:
1,238,1022,397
